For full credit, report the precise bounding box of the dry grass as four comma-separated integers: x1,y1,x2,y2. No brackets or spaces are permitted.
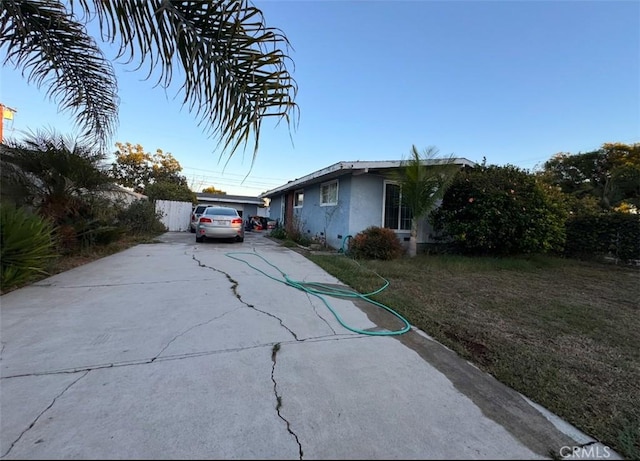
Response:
307,253,640,459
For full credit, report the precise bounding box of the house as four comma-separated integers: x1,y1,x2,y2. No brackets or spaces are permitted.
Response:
102,184,148,205
194,193,266,219
259,159,475,251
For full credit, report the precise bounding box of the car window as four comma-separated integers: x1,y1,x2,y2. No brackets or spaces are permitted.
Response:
204,207,238,216
194,205,208,214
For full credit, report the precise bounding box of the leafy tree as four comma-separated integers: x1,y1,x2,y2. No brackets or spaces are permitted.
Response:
202,186,227,195
145,181,196,203
539,142,640,212
393,145,458,257
110,142,153,192
110,142,190,194
1,0,298,159
431,164,567,256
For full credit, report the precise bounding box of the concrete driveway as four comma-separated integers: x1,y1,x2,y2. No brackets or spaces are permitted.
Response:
0,231,616,460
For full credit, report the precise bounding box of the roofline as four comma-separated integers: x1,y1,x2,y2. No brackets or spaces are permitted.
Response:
196,193,265,206
259,158,476,198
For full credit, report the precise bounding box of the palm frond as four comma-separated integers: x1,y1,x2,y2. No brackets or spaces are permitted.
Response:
1,0,119,147
397,145,458,219
79,0,299,162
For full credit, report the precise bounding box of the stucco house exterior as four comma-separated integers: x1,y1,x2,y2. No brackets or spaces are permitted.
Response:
259,159,475,251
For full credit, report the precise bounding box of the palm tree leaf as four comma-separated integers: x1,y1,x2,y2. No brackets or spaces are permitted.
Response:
81,0,298,162
1,0,119,146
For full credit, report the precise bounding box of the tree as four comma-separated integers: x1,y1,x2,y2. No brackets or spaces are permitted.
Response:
393,145,459,257
1,0,298,160
110,142,153,192
539,142,640,212
110,142,190,194
145,181,196,203
202,186,227,195
431,164,566,256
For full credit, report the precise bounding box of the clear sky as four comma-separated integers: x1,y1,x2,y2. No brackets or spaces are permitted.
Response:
1,0,639,197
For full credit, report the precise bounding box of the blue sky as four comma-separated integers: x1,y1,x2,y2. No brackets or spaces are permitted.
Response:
1,0,639,196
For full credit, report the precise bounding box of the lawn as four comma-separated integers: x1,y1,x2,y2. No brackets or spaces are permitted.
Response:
305,252,640,460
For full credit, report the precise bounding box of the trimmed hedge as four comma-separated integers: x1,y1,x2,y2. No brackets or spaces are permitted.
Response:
564,212,640,262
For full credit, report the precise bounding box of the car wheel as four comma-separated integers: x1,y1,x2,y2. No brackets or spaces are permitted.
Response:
236,236,244,243
196,235,204,243
190,227,196,233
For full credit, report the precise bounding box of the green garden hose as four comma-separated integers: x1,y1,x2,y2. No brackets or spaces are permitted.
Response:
225,251,411,336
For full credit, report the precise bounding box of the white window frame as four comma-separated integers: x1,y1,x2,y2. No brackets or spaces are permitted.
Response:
294,189,304,208
382,180,412,231
320,180,338,207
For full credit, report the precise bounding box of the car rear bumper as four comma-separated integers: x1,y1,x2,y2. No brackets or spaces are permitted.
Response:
197,225,243,239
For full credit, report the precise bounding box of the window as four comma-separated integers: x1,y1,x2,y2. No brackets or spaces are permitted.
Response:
320,180,338,206
383,182,412,231
294,190,304,208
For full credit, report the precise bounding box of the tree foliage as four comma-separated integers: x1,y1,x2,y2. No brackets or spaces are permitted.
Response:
202,186,227,195
431,165,567,256
145,181,196,203
110,142,189,194
539,142,640,213
1,0,298,158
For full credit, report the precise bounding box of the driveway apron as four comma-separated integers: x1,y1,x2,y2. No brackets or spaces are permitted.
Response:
0,232,614,459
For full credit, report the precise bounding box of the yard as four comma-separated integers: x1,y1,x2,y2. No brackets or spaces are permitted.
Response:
304,252,640,460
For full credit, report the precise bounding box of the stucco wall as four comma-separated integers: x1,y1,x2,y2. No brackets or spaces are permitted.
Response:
290,177,351,250
348,174,383,236
268,196,284,223
265,170,441,250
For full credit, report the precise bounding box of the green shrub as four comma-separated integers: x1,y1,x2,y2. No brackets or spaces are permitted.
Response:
117,200,166,236
564,212,640,262
1,204,58,292
75,219,125,247
431,165,566,256
269,225,287,240
349,226,404,260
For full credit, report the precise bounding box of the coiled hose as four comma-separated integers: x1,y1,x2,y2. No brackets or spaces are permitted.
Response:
225,249,411,336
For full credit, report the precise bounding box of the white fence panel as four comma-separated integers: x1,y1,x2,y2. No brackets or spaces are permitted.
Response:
156,200,192,232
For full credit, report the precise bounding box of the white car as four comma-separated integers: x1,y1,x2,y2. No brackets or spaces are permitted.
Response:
189,205,208,233
196,206,245,243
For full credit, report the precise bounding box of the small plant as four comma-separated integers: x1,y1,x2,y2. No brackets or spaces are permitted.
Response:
1,204,58,292
117,199,166,235
269,225,287,240
349,226,404,260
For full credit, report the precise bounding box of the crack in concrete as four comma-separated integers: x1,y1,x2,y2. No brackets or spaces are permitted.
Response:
1,335,367,380
191,254,299,341
31,278,212,289
0,341,5,361
303,292,337,335
1,371,90,459
270,343,303,460
151,308,240,361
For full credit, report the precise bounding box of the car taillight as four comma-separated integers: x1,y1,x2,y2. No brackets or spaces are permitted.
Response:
191,215,195,221
231,218,242,224
200,217,212,223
